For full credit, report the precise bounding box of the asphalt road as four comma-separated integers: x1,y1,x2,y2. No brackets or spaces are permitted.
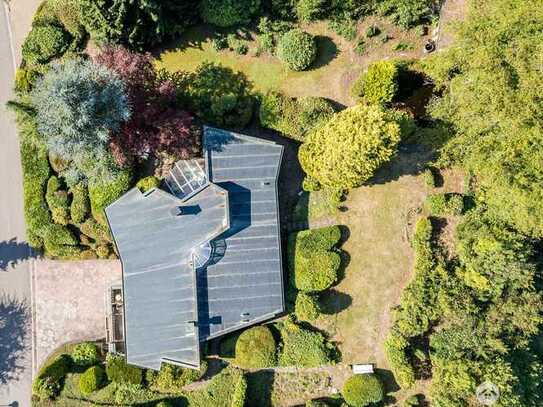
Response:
0,2,32,405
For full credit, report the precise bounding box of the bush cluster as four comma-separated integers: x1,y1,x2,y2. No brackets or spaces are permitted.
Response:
32,354,72,400
259,91,335,141
384,330,415,389
147,361,207,392
106,354,143,385
425,193,464,216
277,29,317,71
136,176,160,193
256,17,293,55
328,18,357,41
351,60,399,105
70,183,90,224
278,318,335,367
72,342,100,367
79,365,106,395
296,0,327,21
234,326,277,368
88,169,132,225
289,226,342,292
342,374,384,407
45,176,70,225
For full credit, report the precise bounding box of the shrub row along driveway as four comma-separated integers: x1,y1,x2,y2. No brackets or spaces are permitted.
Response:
32,260,121,372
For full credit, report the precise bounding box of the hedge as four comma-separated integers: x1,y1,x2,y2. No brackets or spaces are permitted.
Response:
234,326,277,369
88,168,132,225
384,330,416,389
80,218,112,244
277,29,317,71
70,183,90,224
32,353,72,400
22,23,71,66
278,318,334,367
46,176,70,225
79,365,106,395
259,91,335,141
106,354,143,385
289,226,342,292
200,0,261,27
71,342,99,367
295,292,320,322
230,370,248,407
342,374,384,407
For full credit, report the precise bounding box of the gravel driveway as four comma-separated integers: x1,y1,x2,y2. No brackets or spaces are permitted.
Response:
31,260,121,372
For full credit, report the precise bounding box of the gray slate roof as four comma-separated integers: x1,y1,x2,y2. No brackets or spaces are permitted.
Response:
105,127,284,370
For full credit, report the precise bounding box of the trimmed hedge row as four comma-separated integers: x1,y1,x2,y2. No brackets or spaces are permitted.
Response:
295,292,320,321
106,354,143,385
79,365,106,395
288,226,342,293
384,330,415,389
259,91,335,141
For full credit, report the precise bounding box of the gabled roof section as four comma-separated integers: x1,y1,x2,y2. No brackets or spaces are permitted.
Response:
105,185,228,370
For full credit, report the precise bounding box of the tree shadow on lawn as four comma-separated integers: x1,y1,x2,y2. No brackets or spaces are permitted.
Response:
369,144,435,186
246,370,275,407
311,36,339,70
374,368,401,406
319,289,353,315
0,295,30,385
152,24,216,56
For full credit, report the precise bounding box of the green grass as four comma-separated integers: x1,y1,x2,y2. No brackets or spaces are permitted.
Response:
157,24,351,99
293,189,341,223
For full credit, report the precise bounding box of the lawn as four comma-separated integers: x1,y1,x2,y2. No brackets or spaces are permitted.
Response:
157,18,430,106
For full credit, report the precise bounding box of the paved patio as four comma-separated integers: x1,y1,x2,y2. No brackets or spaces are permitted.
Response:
31,260,121,372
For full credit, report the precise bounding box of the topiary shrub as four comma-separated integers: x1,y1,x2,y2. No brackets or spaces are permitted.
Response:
299,104,402,190
277,29,317,71
235,326,277,368
80,218,111,243
384,331,415,388
136,176,160,193
295,292,320,321
200,0,261,27
45,176,70,225
351,60,398,105
70,183,90,224
42,223,78,246
289,226,342,293
296,0,326,21
259,91,335,141
22,23,71,65
72,342,99,367
79,365,106,395
342,374,384,407
106,354,143,385
149,361,207,392
278,318,334,367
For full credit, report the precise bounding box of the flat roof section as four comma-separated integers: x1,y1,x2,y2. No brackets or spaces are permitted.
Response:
105,185,228,370
198,127,285,340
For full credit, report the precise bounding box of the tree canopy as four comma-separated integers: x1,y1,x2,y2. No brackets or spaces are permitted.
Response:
299,104,401,190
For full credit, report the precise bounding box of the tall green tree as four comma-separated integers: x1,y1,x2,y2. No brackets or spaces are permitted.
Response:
424,0,543,237
78,0,200,50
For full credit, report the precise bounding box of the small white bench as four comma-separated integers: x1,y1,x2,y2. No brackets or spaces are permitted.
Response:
352,364,374,374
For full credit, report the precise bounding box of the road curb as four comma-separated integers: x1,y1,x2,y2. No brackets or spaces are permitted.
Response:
2,0,17,73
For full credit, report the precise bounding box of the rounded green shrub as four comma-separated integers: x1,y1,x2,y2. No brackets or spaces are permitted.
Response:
277,29,317,71
200,0,261,27
351,61,399,105
32,353,72,400
106,354,143,385
79,365,106,395
72,342,99,367
22,23,71,65
136,176,160,193
235,325,277,368
342,374,384,406
295,292,320,321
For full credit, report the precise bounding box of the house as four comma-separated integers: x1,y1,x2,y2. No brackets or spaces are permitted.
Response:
105,127,285,370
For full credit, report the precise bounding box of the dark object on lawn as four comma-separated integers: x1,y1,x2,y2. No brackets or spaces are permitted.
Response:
424,40,436,53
